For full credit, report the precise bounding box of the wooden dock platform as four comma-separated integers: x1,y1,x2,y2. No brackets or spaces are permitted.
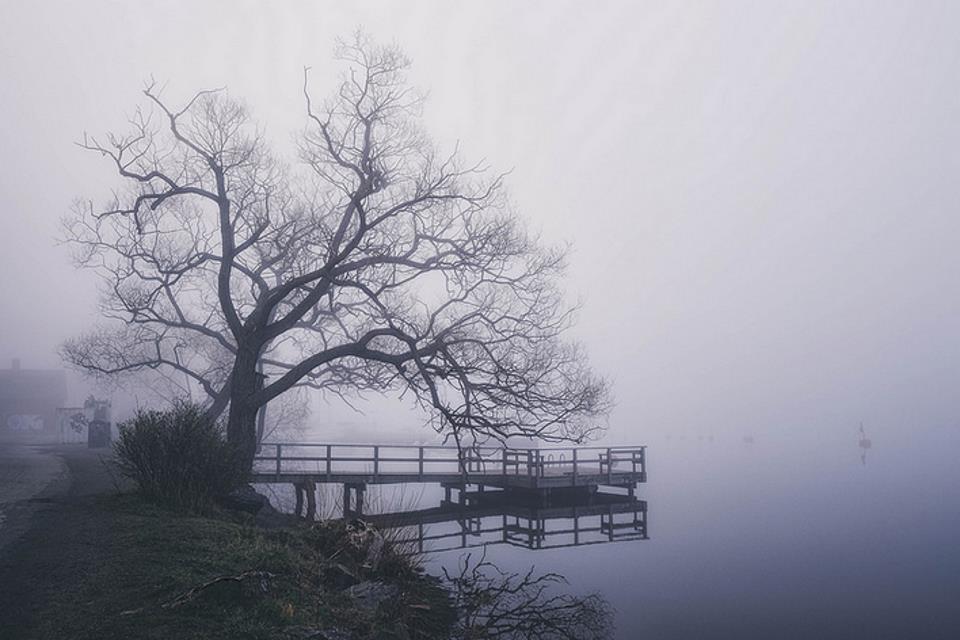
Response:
251,442,647,519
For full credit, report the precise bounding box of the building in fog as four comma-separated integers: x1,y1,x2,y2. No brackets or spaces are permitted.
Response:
0,358,68,441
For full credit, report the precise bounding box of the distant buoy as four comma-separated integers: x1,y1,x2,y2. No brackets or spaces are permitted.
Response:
858,423,872,466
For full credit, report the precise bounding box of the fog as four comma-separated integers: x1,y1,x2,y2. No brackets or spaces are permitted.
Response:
3,1,959,442
3,2,960,637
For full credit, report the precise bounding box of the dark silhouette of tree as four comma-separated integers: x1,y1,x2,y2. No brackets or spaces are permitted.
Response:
444,552,613,639
62,33,611,474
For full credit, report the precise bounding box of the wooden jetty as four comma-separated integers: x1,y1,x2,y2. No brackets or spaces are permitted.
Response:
251,443,647,519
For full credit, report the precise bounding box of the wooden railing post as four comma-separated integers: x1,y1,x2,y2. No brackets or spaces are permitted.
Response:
502,448,508,476
275,444,282,480
527,450,533,477
373,446,380,477
606,447,612,484
419,446,424,480
326,445,332,480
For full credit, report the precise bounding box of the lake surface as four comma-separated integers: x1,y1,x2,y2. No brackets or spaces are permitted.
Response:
266,426,960,638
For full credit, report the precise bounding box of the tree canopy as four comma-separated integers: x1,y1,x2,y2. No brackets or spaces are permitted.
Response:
63,34,611,470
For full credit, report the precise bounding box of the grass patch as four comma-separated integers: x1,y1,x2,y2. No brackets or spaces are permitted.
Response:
30,493,454,640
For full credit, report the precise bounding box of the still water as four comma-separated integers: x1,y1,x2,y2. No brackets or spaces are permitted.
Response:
267,426,960,638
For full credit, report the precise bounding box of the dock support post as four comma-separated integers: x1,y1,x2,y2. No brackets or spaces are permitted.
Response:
355,484,365,516
295,480,316,519
341,483,365,518
305,482,317,520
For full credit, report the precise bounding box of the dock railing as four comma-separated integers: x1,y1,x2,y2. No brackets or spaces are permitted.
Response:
254,443,646,484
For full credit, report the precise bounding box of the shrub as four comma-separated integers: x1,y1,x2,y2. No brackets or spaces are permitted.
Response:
114,402,242,512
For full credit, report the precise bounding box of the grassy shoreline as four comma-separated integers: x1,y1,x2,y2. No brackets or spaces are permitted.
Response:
43,494,454,639
0,447,454,640
17,492,456,639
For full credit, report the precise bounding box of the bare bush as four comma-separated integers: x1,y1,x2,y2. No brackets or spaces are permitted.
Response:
114,402,241,511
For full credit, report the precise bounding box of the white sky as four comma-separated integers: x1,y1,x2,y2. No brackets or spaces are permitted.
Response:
2,1,960,441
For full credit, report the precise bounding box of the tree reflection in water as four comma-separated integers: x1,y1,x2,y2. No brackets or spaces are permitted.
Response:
347,486,641,636
444,551,613,640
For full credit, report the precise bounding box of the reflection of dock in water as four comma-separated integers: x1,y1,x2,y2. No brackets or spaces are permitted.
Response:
364,489,648,553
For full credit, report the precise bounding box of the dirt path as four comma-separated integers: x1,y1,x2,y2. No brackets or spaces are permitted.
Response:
0,445,119,639
0,444,70,555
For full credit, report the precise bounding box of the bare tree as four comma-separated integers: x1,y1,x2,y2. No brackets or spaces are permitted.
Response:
62,34,611,474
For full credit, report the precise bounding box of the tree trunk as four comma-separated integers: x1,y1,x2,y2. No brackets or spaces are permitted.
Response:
254,359,267,455
227,401,259,480
226,348,261,478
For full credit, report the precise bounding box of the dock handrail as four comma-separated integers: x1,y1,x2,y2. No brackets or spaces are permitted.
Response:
254,442,646,484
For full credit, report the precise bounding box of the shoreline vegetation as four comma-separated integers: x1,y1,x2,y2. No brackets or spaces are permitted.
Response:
2,458,613,640
71,495,458,640
0,405,457,639
1,407,613,639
